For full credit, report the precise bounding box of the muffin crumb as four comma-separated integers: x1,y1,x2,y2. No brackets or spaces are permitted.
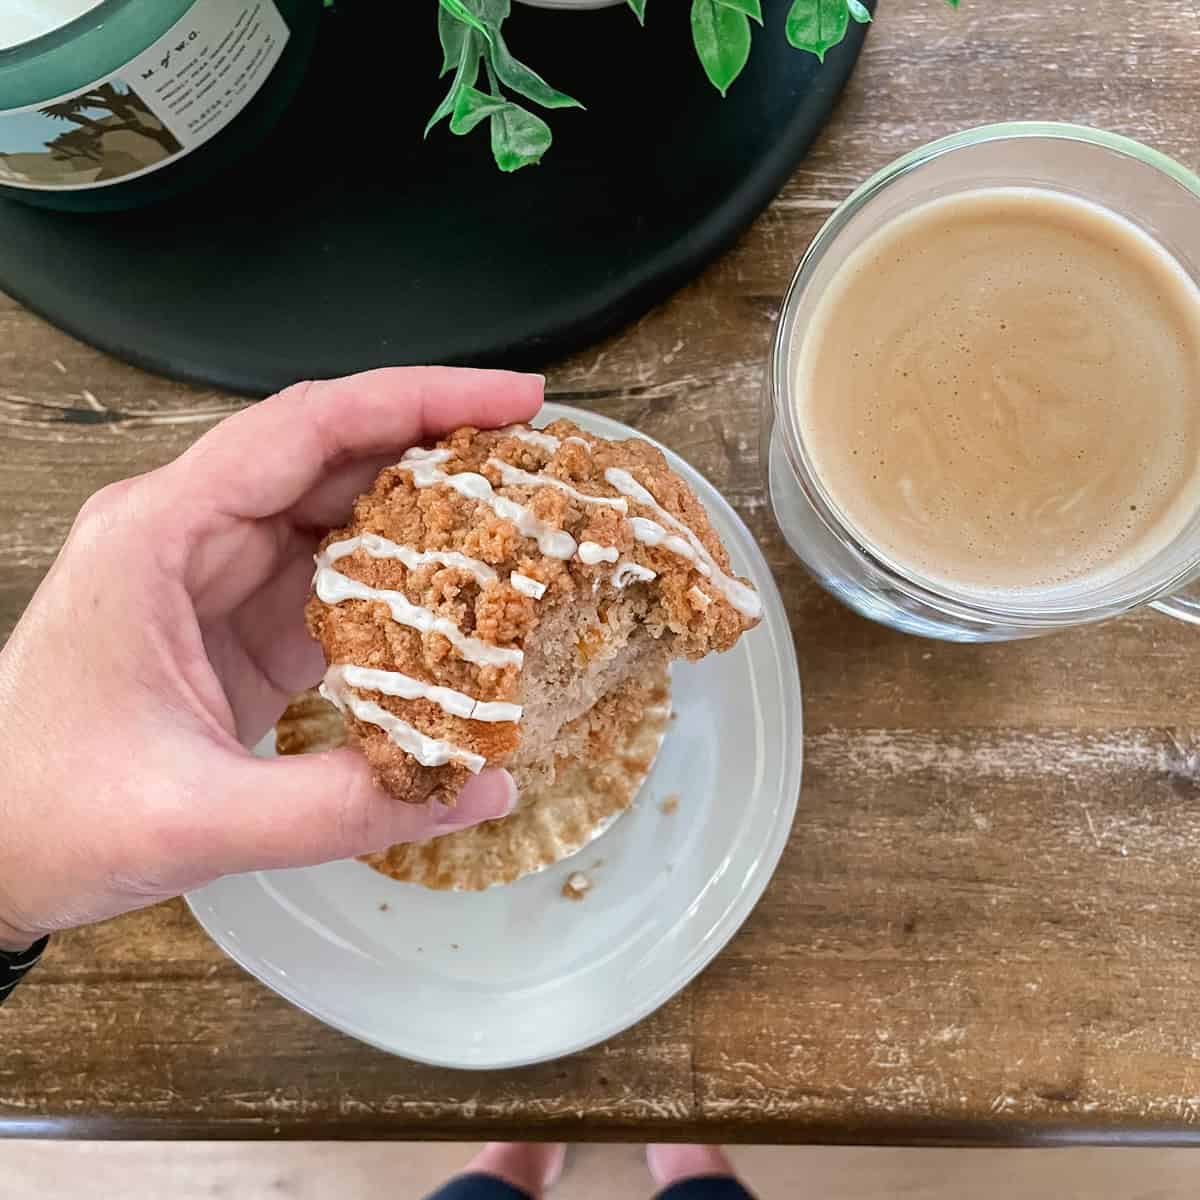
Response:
562,872,592,901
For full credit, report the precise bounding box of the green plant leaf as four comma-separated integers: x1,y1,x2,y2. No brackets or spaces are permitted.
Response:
489,29,583,110
719,0,763,23
438,0,492,44
626,0,647,22
426,86,458,137
691,0,753,97
490,103,552,171
450,85,510,134
785,0,849,62
437,6,468,76
425,79,466,137
847,0,871,23
425,28,481,136
472,0,511,23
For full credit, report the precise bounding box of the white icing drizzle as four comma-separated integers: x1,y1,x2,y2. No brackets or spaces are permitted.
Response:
398,448,577,560
401,446,454,467
320,669,486,773
688,585,712,609
628,516,704,569
320,532,497,587
331,664,521,723
314,559,523,669
499,427,592,455
579,541,619,565
510,572,547,600
604,467,763,619
500,425,561,454
612,561,657,588
486,457,628,513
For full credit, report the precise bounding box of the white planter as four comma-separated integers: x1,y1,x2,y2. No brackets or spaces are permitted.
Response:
516,1,624,9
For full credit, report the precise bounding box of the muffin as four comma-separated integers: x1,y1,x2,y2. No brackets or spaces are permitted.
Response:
277,666,672,890
304,419,762,809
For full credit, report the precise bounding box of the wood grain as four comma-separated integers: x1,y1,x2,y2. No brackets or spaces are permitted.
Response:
3,0,1200,1143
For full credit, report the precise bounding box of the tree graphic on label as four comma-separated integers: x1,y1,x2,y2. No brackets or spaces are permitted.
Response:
40,83,182,177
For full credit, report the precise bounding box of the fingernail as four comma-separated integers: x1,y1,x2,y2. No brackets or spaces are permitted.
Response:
438,769,517,829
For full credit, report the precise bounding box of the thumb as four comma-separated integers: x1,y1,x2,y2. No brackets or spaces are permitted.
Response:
200,749,517,875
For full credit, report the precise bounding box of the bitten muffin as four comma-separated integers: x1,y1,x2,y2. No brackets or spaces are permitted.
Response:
277,666,672,890
305,419,762,806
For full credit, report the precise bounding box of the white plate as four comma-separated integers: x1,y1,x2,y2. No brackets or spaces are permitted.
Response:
186,405,802,1069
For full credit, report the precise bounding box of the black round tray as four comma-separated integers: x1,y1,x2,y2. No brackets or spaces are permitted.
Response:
0,0,869,397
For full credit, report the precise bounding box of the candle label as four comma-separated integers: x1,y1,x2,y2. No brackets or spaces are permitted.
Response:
0,0,289,191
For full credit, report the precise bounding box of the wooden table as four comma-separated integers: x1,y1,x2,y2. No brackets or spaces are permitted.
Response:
3,0,1200,1146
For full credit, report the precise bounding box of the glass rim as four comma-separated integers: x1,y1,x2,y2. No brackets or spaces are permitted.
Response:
0,0,121,66
770,121,1200,627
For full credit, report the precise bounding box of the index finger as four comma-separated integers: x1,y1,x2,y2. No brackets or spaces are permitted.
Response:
168,367,544,521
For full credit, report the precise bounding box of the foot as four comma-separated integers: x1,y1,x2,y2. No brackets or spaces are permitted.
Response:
463,1142,568,1197
646,1144,737,1189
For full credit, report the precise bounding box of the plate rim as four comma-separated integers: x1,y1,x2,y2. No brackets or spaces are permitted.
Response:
186,404,802,1069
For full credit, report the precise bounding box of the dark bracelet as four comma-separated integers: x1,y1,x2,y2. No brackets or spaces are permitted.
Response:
0,936,49,1007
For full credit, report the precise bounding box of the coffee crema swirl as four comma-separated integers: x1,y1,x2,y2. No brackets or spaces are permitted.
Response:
794,187,1200,597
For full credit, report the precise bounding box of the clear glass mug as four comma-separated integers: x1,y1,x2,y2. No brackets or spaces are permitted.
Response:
762,122,1200,642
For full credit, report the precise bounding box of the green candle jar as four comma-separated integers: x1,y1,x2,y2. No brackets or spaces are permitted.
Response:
0,0,319,211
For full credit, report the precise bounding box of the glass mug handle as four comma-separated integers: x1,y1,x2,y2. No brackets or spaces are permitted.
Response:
1151,583,1200,625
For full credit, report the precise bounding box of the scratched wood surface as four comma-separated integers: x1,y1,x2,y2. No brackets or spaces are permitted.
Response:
3,0,1200,1144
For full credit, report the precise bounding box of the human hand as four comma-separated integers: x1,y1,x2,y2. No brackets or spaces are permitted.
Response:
0,368,542,949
